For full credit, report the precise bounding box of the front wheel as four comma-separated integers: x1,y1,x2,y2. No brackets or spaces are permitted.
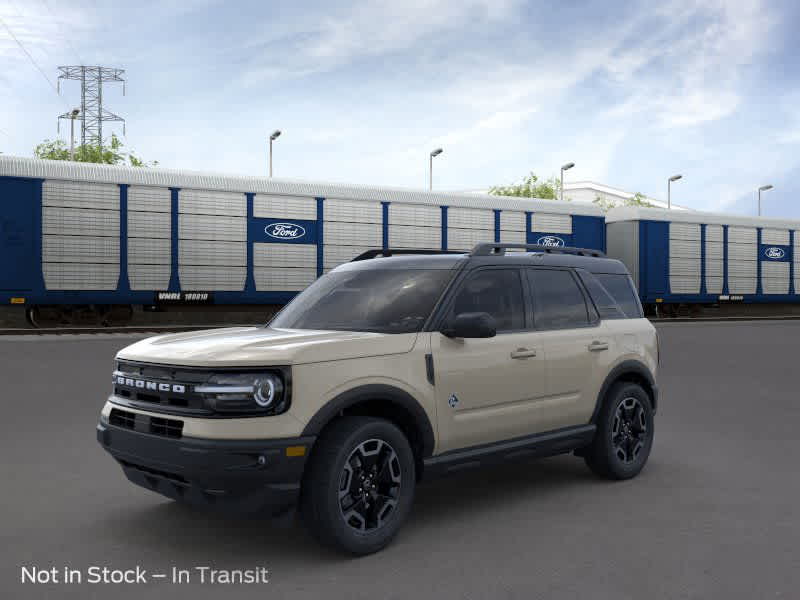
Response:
584,382,654,480
300,417,416,555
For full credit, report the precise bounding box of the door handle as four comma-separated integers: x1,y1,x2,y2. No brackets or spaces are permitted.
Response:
510,348,537,359
588,341,609,352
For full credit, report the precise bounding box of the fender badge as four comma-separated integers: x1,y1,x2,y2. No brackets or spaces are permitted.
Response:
448,394,459,408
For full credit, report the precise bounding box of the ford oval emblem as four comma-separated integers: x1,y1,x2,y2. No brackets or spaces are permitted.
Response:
764,246,786,259
536,235,565,247
264,222,306,240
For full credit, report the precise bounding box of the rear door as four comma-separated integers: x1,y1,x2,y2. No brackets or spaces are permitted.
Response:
525,267,611,430
0,178,37,291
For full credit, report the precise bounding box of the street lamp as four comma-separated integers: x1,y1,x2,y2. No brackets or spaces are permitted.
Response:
68,108,80,160
758,184,773,216
560,162,575,202
269,130,281,177
667,174,682,209
429,148,443,191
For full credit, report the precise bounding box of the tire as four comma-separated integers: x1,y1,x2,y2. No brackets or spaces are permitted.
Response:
584,382,654,480
300,417,416,555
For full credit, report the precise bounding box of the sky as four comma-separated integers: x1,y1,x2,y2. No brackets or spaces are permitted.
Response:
1,0,799,218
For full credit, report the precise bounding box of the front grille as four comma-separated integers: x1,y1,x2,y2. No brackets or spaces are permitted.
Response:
113,361,210,415
108,408,184,439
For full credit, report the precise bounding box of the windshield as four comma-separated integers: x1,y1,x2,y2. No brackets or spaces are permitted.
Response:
270,268,454,333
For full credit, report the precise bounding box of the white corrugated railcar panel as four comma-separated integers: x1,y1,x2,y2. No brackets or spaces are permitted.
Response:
254,267,317,292
669,222,701,241
323,221,382,246
728,261,758,277
254,195,317,220
762,262,789,294
42,235,119,264
728,277,756,294
670,276,700,294
43,263,119,290
447,227,494,250
728,227,757,244
389,204,440,227
42,180,119,210
128,211,170,239
448,207,493,230
179,214,246,241
705,258,723,278
179,266,246,291
180,240,246,266
129,264,171,290
728,244,756,261
532,213,571,234
129,238,170,264
500,211,525,232
669,258,701,277
388,225,441,249
706,225,723,242
325,199,382,223
128,186,170,213
179,189,245,216
761,229,790,245
669,239,701,259
499,229,526,244
42,206,119,237
254,243,316,268
706,276,723,294
705,241,723,259
323,245,374,269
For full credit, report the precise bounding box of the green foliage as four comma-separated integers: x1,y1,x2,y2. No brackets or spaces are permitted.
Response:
33,134,157,167
489,171,564,200
593,191,656,212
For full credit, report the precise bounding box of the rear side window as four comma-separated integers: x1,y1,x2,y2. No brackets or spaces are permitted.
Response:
594,273,643,318
576,270,626,320
526,269,591,330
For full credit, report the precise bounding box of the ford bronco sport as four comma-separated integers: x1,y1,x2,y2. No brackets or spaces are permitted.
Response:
97,243,658,555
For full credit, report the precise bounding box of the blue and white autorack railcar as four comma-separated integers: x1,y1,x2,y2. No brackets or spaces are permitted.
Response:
0,156,605,325
606,206,800,314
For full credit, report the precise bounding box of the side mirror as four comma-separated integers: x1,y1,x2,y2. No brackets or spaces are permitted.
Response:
442,312,497,339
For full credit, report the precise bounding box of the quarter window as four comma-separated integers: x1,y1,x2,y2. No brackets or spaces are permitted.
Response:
450,269,525,332
527,269,591,330
594,273,643,318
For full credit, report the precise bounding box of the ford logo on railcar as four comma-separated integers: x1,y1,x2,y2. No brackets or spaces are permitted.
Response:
764,247,786,259
536,235,565,247
265,222,306,239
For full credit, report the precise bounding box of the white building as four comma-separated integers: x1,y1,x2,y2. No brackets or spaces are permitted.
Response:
563,181,690,211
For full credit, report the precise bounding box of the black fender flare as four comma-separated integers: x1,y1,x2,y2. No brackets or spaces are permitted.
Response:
301,384,436,458
591,360,658,423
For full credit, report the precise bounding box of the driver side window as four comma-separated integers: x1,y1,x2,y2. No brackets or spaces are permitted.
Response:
450,269,525,332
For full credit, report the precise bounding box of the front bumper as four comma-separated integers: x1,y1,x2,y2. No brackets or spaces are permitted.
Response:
97,417,315,516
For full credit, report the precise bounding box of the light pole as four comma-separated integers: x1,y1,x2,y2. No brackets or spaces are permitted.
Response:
667,174,682,209
68,108,80,160
429,148,443,190
560,162,575,202
269,130,281,177
758,184,773,216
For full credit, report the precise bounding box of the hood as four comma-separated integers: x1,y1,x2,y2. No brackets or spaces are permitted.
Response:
116,326,419,367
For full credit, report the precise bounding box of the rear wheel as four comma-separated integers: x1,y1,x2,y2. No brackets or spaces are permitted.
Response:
300,417,415,555
584,382,654,480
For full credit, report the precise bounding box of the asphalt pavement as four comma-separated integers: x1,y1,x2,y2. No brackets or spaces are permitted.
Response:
1,321,798,599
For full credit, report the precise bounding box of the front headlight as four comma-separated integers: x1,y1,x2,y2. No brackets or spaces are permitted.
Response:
195,372,288,416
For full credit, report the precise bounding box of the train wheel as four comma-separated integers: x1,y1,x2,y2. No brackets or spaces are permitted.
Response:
25,306,42,328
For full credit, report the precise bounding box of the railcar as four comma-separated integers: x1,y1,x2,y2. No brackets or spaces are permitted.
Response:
0,156,605,326
606,206,800,316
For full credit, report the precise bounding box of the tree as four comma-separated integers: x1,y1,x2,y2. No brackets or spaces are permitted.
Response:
489,171,564,200
593,191,655,212
33,133,157,167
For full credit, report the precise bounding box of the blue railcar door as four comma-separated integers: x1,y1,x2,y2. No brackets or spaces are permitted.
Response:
0,177,37,291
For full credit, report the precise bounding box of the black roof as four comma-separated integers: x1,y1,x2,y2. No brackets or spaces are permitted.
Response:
338,244,630,275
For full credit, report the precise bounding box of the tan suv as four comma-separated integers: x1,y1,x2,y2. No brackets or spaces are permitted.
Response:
97,243,658,555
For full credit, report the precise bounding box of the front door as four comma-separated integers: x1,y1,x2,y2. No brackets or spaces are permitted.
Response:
432,268,547,452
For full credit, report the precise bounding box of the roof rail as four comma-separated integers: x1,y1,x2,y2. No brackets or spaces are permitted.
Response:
350,248,465,262
470,243,605,257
